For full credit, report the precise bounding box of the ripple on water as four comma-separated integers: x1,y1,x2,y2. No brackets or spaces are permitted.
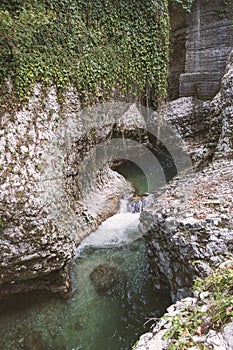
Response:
0,220,170,350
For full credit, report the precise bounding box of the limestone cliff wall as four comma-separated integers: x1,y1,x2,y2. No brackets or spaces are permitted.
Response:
162,49,233,167
133,2,233,349
141,45,233,299
169,0,233,101
140,159,233,301
0,87,147,297
134,51,233,349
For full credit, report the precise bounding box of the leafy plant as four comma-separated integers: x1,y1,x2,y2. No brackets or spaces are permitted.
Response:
217,0,233,20
0,0,204,112
170,0,194,12
0,0,172,111
163,262,233,349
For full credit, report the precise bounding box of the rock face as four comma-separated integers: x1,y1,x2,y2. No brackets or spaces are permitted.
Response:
194,49,233,164
0,88,147,297
168,3,187,100
214,50,233,157
134,296,233,350
180,0,233,100
155,96,211,164
135,48,233,350
169,0,233,101
161,49,233,166
140,159,233,301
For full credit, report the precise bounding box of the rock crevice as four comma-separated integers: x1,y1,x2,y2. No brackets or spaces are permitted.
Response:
169,0,232,101
0,88,146,297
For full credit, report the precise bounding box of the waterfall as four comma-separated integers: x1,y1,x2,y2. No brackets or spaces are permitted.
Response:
128,195,153,213
76,197,142,253
76,195,153,254
119,198,129,213
0,193,170,350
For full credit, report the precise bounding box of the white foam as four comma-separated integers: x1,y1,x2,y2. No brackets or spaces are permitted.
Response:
118,198,129,213
77,212,141,251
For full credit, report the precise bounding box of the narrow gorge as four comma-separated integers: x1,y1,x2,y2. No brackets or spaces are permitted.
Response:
0,0,232,349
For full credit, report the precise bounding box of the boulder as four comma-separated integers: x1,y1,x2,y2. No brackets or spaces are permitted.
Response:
89,264,126,297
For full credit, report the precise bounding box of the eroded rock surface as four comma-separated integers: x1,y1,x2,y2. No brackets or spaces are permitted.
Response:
179,0,233,100
134,295,233,350
135,51,233,350
140,159,233,301
0,88,145,297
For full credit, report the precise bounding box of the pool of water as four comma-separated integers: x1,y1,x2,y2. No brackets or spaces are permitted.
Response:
114,157,177,195
0,209,170,350
114,161,148,195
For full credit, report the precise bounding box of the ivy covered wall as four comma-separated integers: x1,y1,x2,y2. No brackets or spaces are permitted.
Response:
0,0,192,111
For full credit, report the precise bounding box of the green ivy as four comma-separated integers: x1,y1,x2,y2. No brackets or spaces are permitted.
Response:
0,0,193,110
170,0,193,12
163,263,233,349
218,0,233,20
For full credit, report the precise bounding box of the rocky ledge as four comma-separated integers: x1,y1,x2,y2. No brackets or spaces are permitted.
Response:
136,158,233,349
140,159,233,301
135,296,233,350
133,49,233,350
134,259,233,350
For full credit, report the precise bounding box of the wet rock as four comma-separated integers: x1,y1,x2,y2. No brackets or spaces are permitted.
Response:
128,195,154,213
74,319,83,332
89,264,126,297
0,90,135,297
23,330,46,350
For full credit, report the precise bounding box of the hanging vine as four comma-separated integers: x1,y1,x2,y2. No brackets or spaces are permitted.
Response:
0,0,194,111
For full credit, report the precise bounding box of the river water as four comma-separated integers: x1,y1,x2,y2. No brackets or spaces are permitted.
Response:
0,198,170,350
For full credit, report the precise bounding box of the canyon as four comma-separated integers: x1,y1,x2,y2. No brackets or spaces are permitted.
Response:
0,0,232,349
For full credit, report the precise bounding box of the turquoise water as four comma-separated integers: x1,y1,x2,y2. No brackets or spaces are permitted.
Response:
114,157,177,195
0,211,170,350
115,161,148,195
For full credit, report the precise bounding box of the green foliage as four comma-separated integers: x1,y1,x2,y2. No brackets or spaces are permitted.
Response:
163,263,233,349
217,0,233,20
194,264,233,326
169,0,194,12
132,340,139,349
0,0,172,110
